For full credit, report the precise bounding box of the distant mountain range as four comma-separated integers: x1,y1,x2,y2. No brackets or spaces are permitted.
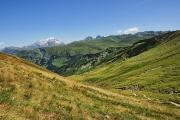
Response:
1,31,168,76
1,37,64,54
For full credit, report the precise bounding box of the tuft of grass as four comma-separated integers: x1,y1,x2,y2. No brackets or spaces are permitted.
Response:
0,87,14,105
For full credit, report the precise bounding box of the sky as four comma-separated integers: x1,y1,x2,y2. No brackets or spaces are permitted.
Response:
0,0,180,48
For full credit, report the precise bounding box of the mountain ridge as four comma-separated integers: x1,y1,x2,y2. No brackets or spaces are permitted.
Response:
3,31,166,76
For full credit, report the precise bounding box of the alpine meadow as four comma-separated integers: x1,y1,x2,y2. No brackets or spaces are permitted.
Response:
0,0,180,120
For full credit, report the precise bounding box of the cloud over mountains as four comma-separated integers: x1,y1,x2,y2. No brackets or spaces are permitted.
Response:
0,42,5,50
117,27,140,35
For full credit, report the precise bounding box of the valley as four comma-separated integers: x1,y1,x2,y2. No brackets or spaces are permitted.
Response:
0,31,180,119
2,31,166,76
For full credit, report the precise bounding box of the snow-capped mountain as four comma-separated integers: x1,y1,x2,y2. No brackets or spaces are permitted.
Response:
26,37,64,49
1,37,64,54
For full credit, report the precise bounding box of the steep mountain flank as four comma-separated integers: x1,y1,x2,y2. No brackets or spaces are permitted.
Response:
50,31,172,76
70,31,180,104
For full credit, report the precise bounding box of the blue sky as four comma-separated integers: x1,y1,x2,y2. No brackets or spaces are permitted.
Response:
0,0,180,47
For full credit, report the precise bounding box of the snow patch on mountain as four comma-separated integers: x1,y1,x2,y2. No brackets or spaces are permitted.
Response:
29,37,64,48
1,37,64,53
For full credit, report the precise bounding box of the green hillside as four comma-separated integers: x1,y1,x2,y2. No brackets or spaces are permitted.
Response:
14,33,158,76
0,53,180,119
70,31,180,105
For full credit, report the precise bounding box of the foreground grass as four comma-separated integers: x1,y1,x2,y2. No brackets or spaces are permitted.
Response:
0,53,179,120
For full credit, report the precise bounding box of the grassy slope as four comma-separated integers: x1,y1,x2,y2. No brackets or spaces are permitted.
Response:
70,31,180,105
0,53,179,119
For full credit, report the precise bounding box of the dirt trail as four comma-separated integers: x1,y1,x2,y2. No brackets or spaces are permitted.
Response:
169,101,180,107
59,76,180,110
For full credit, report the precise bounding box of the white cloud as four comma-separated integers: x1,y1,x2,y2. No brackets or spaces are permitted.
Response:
0,42,5,50
0,42,4,46
117,27,140,35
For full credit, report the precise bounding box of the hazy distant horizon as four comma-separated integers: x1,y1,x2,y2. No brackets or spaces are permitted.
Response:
0,29,176,49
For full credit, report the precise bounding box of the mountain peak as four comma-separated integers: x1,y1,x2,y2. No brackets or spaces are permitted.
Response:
32,37,64,47
1,37,64,54
84,36,93,40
